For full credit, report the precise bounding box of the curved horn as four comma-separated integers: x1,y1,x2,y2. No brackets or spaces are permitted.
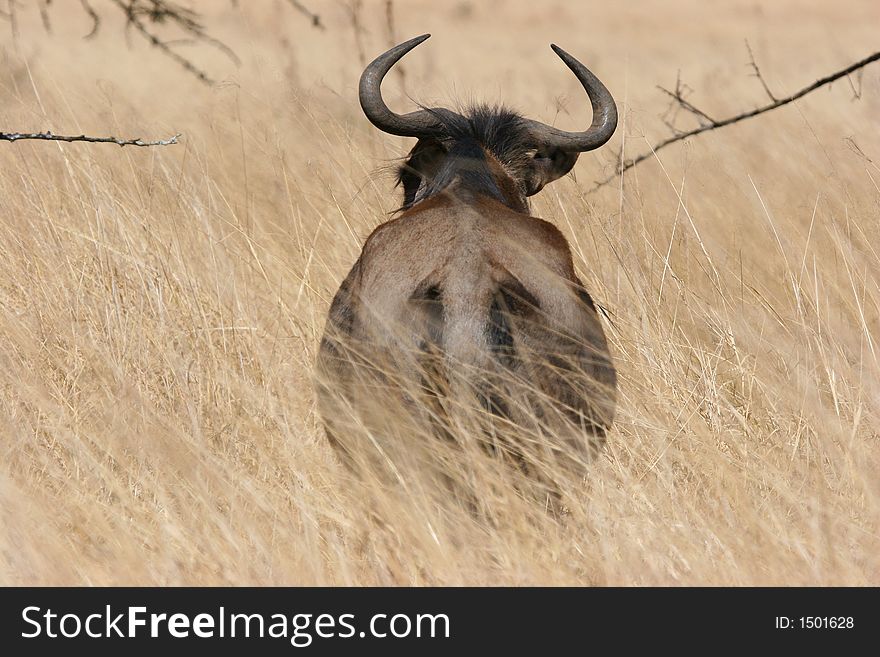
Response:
524,44,618,152
359,34,449,138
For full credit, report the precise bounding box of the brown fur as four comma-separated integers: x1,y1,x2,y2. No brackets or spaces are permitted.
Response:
317,136,616,483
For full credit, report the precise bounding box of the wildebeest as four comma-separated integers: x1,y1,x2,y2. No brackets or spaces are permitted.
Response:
316,35,617,486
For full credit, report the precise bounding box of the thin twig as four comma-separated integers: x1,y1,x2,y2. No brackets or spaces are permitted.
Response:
590,49,880,192
109,0,215,84
846,69,864,100
79,0,100,39
656,82,715,126
745,40,778,102
19,0,321,85
142,1,241,66
1,131,181,147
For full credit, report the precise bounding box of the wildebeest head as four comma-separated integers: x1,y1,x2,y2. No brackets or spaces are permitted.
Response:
359,34,618,213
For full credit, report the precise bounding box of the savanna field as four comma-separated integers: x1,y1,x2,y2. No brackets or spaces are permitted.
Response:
1,0,878,585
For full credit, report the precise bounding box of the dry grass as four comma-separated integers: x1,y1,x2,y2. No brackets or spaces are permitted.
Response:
1,0,878,585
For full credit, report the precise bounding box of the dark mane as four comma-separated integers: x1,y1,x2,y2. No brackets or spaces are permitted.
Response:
396,105,536,211
437,104,533,163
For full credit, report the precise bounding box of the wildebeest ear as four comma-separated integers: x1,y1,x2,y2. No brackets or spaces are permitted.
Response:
398,138,449,207
524,148,580,196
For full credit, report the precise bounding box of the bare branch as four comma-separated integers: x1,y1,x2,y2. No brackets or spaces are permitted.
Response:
286,0,324,30
79,0,100,39
656,78,716,126
135,1,241,66
18,0,323,85
109,0,215,84
846,69,864,100
590,49,880,193
745,40,778,102
1,130,181,147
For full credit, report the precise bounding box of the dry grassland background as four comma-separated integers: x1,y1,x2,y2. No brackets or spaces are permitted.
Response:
1,0,878,585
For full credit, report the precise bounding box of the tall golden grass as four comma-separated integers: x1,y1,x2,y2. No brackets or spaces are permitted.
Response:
1,0,878,585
